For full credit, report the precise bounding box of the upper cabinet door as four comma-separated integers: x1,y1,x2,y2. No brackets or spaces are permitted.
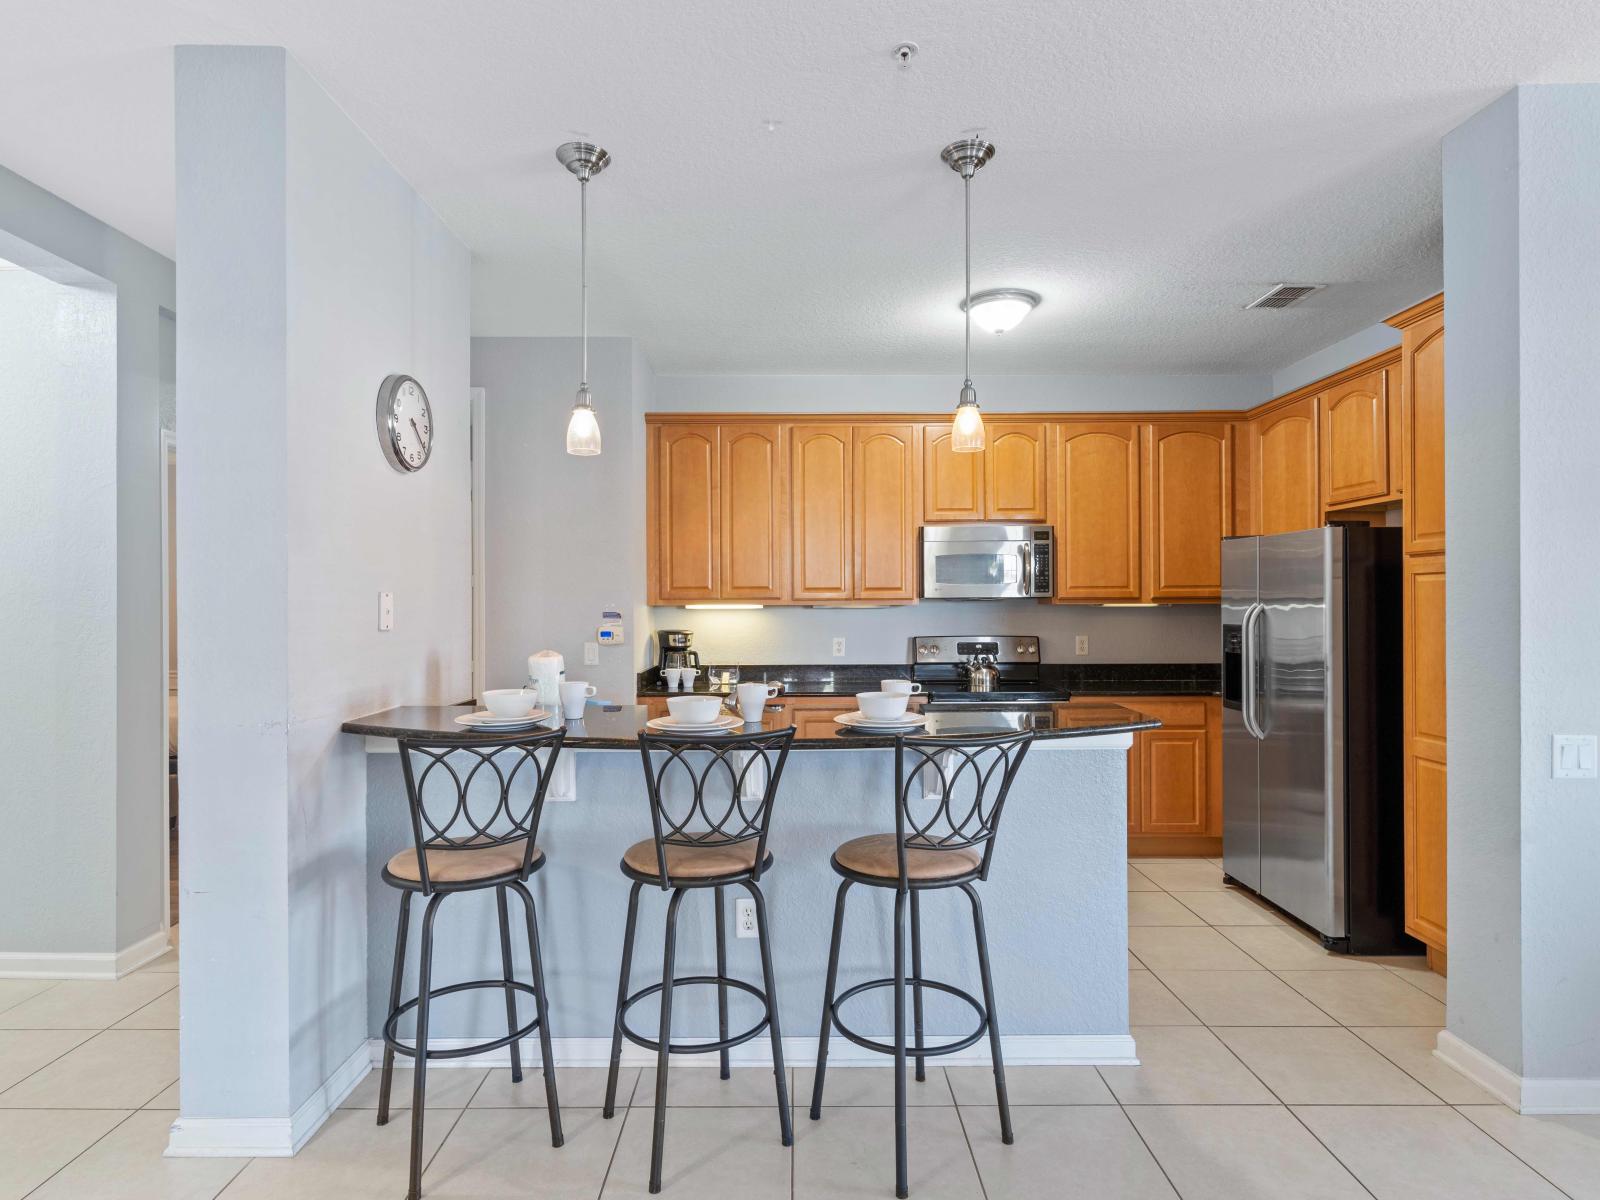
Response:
718,424,786,601
922,423,985,521
1321,367,1391,507
790,425,853,601
853,424,918,601
1055,422,1141,602
1146,422,1228,601
1403,311,1446,555
984,421,1049,521
1256,396,1321,535
654,424,720,602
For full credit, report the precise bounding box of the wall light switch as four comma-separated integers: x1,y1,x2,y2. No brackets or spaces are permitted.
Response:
378,591,394,631
583,641,600,666
1553,734,1598,779
832,637,846,657
1075,635,1089,656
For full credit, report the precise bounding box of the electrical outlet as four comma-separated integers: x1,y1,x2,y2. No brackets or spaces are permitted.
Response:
735,897,758,938
378,591,394,631
832,637,846,657
1075,635,1089,656
583,641,600,666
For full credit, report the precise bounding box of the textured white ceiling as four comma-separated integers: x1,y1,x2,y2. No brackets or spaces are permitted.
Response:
2,0,1596,372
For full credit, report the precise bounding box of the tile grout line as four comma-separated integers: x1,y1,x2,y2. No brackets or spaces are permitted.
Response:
1442,1105,1580,1200
942,1068,991,1200
0,1029,109,1101
19,1106,143,1199
0,981,63,1018
1093,1066,1183,1199
594,1069,642,1200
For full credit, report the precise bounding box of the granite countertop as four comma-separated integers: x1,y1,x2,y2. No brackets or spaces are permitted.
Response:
342,702,1157,750
635,662,1220,698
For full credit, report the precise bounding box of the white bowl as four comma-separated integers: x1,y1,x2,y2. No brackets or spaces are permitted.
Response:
856,690,910,722
483,688,537,718
667,694,725,724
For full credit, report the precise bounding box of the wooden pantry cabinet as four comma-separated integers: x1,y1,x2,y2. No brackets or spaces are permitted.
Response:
922,419,1048,522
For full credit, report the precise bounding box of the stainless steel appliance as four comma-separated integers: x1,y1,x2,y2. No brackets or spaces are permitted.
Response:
910,635,1069,703
1222,526,1415,954
920,525,1054,599
656,629,701,672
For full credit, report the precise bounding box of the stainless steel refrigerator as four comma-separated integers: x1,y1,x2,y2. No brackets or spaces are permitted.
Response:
1221,526,1416,954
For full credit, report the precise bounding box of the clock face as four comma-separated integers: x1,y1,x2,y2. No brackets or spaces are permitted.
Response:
377,375,432,472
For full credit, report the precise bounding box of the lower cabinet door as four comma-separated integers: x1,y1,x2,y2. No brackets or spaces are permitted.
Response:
1138,729,1209,835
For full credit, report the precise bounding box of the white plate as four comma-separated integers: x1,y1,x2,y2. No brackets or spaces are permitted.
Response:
646,714,742,734
455,709,551,728
834,711,928,731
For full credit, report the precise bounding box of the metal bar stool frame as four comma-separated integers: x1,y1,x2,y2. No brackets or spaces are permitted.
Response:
379,729,567,1200
602,726,797,1194
807,729,1035,1199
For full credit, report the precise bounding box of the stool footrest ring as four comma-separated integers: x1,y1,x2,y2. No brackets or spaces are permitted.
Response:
828,976,988,1058
619,975,772,1055
383,978,543,1060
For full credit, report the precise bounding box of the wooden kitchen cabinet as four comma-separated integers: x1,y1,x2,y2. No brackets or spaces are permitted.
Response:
652,423,720,603
1321,367,1392,507
718,423,787,601
790,425,854,601
922,419,1048,522
853,424,919,601
1144,422,1228,601
1403,553,1448,952
922,423,985,520
1054,422,1142,602
1255,395,1321,534
1117,697,1222,855
1398,301,1446,556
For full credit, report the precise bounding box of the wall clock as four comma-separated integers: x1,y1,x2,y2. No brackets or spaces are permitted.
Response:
376,374,432,472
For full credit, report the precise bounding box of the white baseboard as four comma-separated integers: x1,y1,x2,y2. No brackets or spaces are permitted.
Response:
1436,1030,1600,1114
165,1042,370,1158
0,929,171,980
366,1032,1139,1070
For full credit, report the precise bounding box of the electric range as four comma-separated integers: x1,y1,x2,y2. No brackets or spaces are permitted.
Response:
910,634,1073,705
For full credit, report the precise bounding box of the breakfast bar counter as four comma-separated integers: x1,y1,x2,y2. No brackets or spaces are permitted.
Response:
346,701,1149,1069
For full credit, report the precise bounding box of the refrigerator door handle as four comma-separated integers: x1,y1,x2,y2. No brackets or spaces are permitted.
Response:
1241,602,1265,741
1249,602,1270,739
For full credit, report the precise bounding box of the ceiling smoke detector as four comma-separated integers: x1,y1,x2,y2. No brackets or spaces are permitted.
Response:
1245,283,1324,310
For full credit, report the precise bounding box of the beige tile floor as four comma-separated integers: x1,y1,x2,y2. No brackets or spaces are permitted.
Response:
3,862,1598,1198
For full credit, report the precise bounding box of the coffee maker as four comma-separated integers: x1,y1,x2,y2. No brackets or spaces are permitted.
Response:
657,629,701,672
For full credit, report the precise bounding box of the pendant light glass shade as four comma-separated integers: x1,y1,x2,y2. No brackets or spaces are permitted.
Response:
942,138,995,453
556,141,610,457
566,387,601,455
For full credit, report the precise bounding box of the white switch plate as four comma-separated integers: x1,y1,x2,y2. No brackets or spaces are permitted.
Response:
583,641,600,666
1552,734,1598,779
1075,635,1089,656
832,637,846,657
378,591,394,631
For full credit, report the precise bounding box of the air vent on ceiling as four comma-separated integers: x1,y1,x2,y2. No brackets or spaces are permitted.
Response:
1245,283,1323,310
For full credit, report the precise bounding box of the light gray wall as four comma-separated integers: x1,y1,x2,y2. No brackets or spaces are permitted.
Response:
653,372,1266,414
176,45,472,1126
1441,89,1524,1078
472,336,652,702
0,161,176,962
1444,85,1600,1090
1269,322,1402,397
652,604,1220,668
0,269,119,956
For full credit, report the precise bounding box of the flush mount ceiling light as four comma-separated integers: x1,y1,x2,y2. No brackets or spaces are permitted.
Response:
962,287,1041,334
556,140,611,456
941,137,997,453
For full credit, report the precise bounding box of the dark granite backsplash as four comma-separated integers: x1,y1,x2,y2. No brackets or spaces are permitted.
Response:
636,662,1219,697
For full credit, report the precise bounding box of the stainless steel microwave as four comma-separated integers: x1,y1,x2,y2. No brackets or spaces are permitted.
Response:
920,524,1054,600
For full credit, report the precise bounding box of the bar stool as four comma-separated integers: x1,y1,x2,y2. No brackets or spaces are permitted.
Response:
602,726,797,1194
808,730,1035,1199
378,729,567,1200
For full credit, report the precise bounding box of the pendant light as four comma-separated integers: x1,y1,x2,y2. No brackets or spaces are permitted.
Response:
556,141,611,456
941,138,995,453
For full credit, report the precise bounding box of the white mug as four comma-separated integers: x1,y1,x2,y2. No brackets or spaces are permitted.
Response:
734,681,780,723
679,667,700,688
662,667,684,690
559,681,598,719
880,679,923,696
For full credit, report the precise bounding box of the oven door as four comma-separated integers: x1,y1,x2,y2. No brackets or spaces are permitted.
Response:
921,530,1032,599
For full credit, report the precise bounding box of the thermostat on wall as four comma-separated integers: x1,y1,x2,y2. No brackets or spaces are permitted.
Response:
598,609,625,645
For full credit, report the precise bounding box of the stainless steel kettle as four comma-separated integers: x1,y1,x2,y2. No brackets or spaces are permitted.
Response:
966,654,1000,692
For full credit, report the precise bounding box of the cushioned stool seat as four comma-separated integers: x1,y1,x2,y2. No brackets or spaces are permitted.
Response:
621,837,770,880
386,838,542,885
833,834,981,881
